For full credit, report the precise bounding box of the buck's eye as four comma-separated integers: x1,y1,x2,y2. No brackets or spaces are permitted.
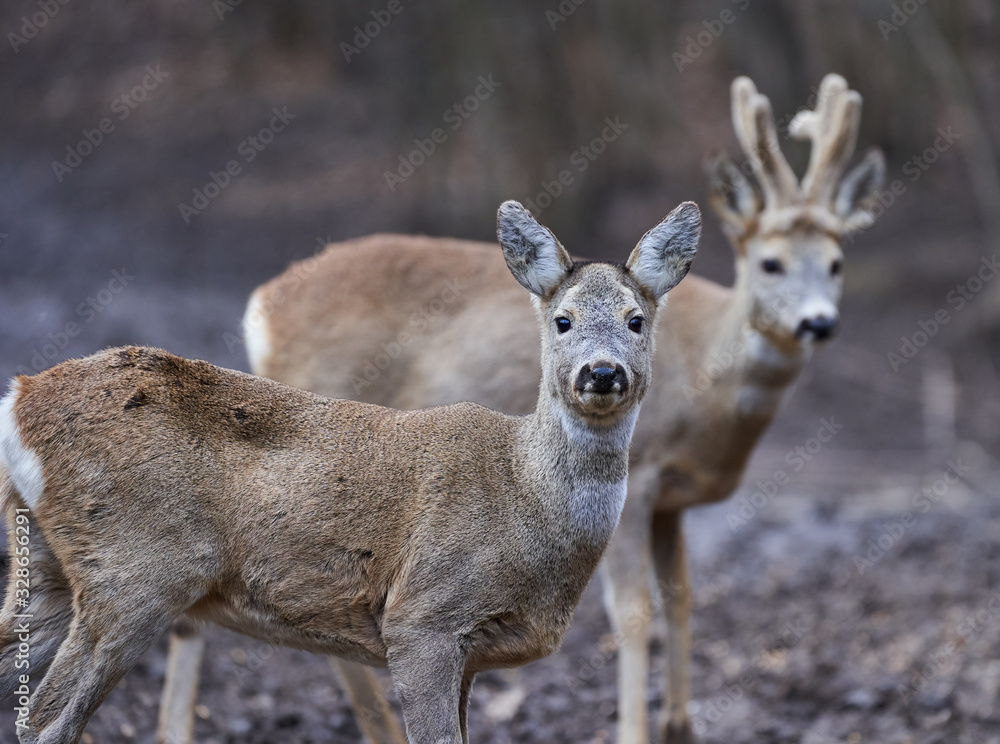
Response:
628,317,644,333
555,317,572,333
831,259,843,276
761,258,784,275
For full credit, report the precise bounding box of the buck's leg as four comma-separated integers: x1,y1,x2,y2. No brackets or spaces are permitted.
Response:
156,618,205,744
332,659,407,744
384,629,465,744
600,485,655,744
458,671,475,744
651,510,692,744
25,596,178,744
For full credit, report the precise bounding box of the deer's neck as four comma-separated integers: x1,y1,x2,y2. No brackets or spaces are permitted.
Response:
715,263,808,418
523,392,636,547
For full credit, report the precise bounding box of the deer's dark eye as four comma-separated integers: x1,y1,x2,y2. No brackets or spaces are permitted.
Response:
555,317,571,333
628,317,644,333
761,258,784,274
831,259,843,276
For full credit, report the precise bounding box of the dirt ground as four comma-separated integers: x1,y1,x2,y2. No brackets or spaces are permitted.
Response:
2,3,1000,743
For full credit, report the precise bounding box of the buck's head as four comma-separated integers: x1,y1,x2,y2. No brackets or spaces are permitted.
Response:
497,200,700,424
708,74,885,350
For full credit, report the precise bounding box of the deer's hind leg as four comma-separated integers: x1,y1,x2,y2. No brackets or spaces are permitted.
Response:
156,618,206,744
0,509,73,700
24,575,198,744
333,659,408,744
22,532,208,744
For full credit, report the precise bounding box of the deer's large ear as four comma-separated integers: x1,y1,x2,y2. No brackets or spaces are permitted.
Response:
835,147,886,233
497,201,573,297
706,153,761,243
626,201,701,301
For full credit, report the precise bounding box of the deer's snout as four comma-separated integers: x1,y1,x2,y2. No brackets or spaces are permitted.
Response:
576,362,629,394
796,315,839,341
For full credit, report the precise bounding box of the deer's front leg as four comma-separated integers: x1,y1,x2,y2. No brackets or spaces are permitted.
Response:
600,484,656,744
651,510,693,744
385,629,465,744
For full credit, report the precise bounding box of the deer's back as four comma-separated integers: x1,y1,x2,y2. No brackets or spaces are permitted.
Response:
255,235,749,502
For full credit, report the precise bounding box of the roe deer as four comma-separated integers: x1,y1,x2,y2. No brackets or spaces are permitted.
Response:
159,74,884,744
0,200,700,744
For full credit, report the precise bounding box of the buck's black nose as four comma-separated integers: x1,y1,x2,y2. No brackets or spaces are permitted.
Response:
577,362,628,394
797,316,838,341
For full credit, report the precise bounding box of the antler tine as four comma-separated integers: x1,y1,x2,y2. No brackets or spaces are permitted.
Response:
730,76,799,208
790,73,863,206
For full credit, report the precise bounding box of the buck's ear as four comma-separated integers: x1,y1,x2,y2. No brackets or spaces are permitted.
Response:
626,201,701,301
835,147,886,232
706,153,760,241
497,200,573,297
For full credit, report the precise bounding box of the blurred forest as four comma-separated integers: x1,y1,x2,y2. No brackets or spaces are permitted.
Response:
1,0,999,289
1,1,1000,743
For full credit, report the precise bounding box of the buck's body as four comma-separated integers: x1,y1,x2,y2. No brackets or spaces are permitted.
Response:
251,235,797,512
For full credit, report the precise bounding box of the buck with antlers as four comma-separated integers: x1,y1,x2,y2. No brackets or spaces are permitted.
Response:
155,75,883,744
0,201,700,744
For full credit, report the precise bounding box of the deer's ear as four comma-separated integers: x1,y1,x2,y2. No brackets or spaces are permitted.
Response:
497,201,573,297
626,201,701,301
835,147,886,232
706,153,760,242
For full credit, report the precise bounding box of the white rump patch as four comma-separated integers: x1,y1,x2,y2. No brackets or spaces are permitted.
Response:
0,380,45,510
242,289,273,375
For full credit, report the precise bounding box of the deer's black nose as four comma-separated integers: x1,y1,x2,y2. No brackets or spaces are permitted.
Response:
797,316,839,341
591,367,617,392
577,362,628,394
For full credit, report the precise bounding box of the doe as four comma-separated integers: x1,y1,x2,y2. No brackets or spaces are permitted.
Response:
0,200,700,744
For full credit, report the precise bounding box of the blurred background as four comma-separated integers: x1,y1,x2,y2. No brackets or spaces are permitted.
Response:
1,1,999,742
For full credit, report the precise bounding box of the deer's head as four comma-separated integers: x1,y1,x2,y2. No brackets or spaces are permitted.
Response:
497,200,701,425
708,74,885,350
